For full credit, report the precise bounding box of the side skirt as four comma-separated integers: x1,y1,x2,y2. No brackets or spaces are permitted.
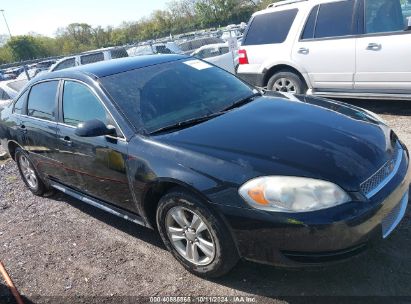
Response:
49,180,151,229
308,89,411,101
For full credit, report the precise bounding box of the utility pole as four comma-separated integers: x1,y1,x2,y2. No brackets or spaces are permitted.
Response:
0,9,12,38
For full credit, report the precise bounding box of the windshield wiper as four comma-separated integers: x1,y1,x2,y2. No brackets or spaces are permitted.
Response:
149,112,225,135
149,92,262,135
220,92,262,112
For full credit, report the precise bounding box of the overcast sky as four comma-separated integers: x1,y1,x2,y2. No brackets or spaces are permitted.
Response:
0,0,169,37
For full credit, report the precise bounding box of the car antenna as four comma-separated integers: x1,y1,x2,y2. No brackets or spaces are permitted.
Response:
23,65,31,81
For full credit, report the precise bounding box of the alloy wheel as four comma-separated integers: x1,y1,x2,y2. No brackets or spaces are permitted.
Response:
273,78,297,93
165,206,216,266
19,154,38,190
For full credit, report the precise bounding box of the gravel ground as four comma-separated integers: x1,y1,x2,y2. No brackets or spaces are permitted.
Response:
0,100,410,304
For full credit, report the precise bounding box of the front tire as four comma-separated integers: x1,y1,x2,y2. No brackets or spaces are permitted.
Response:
267,71,307,94
16,148,47,196
156,189,239,278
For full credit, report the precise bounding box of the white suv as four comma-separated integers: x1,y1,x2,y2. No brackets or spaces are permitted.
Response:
49,47,128,72
237,0,411,100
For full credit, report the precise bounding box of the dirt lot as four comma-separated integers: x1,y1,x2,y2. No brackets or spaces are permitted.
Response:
0,100,410,304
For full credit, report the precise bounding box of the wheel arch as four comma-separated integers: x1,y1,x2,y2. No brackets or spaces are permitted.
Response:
262,64,311,89
141,178,213,230
7,140,23,161
141,177,242,260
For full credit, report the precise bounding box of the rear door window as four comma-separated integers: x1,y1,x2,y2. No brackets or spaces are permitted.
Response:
80,52,104,65
314,0,355,38
110,48,129,59
365,0,406,34
301,5,320,40
27,81,59,121
243,9,298,45
54,58,76,71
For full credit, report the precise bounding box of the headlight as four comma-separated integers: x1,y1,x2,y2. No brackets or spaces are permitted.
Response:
239,176,350,213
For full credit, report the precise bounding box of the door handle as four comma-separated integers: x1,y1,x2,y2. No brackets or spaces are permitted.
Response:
19,124,27,134
60,136,72,146
366,43,382,51
298,47,309,55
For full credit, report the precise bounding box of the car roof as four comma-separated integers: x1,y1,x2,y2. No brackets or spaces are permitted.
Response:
37,54,189,81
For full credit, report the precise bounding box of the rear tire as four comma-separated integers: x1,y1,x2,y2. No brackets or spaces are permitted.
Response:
15,148,47,196
267,71,307,94
156,189,239,278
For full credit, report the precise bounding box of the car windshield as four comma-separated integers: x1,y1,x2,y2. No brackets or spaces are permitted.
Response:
100,59,255,133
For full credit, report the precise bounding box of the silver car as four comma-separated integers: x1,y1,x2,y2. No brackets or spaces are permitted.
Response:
0,79,27,109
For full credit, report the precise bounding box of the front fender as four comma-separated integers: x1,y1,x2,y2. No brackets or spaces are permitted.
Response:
125,136,251,220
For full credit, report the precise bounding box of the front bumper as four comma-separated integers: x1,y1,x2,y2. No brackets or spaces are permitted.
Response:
215,151,411,267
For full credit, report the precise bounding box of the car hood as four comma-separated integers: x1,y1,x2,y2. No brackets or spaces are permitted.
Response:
156,96,397,192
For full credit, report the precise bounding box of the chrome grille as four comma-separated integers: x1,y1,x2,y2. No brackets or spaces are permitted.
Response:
360,143,402,198
382,192,408,238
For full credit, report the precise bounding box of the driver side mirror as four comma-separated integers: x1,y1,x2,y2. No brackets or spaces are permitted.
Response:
75,119,116,137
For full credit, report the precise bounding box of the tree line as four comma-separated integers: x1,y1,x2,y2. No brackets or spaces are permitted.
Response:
0,0,275,64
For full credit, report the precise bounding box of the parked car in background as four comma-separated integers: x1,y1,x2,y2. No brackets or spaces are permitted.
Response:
4,66,25,80
127,42,182,57
35,59,57,71
191,43,237,73
220,29,243,41
16,66,42,81
0,79,27,109
1,55,409,278
177,37,225,55
48,47,128,72
0,70,13,81
237,0,411,100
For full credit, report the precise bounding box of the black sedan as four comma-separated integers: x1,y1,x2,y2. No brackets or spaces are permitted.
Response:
0,55,410,277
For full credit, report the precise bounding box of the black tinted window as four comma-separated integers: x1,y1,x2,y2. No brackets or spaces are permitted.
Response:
220,47,229,54
243,9,298,45
80,53,104,65
27,81,58,121
178,37,224,52
110,48,128,59
365,0,405,33
54,58,76,71
301,5,319,39
100,59,255,133
315,1,354,38
13,90,28,114
154,45,172,54
195,47,220,59
63,81,108,127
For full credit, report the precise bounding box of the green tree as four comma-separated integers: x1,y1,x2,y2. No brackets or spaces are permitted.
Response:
0,46,13,64
6,36,52,61
0,0,264,65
